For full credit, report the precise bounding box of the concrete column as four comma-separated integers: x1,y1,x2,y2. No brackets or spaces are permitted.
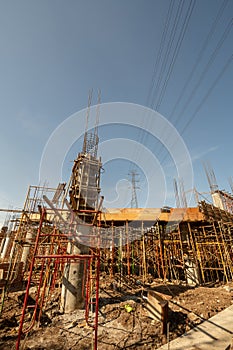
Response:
21,229,33,269
61,242,87,313
0,238,6,256
185,259,199,286
1,232,11,259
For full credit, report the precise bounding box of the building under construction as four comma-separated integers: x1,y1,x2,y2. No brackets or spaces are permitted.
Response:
0,99,233,349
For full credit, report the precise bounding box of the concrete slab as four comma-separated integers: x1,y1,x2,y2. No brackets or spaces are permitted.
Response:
157,304,233,350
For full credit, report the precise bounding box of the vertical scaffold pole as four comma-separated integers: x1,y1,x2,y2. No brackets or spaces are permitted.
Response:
16,209,46,350
94,242,100,350
126,220,130,276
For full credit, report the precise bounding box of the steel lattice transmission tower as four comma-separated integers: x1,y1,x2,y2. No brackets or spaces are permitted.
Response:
128,170,140,208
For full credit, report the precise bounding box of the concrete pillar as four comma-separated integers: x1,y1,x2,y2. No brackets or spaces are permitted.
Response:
0,238,6,257
185,259,199,286
21,230,33,269
1,232,11,259
0,227,8,255
61,242,87,313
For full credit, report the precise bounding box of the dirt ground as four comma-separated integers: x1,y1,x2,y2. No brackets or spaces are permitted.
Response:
0,275,233,350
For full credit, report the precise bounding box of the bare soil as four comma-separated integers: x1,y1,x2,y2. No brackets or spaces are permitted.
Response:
0,276,233,349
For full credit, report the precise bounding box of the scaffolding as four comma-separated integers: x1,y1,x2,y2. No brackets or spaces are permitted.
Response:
98,203,233,286
0,194,233,348
16,207,101,350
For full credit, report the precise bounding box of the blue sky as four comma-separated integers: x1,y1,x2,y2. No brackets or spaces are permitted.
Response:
0,0,232,223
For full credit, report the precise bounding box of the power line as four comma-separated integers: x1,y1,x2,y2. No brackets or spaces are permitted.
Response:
154,17,232,166
153,0,196,110
139,53,232,193
151,0,185,109
180,53,233,134
157,53,233,168
146,1,174,107
143,1,195,146
172,17,233,128
169,0,230,122
129,1,175,174
130,1,193,173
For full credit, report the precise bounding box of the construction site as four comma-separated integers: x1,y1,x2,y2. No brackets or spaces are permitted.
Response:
0,99,233,350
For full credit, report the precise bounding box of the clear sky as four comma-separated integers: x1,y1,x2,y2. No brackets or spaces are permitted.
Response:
0,0,232,224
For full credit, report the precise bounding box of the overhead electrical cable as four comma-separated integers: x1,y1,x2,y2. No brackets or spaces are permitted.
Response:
154,0,196,110
168,0,230,122
134,0,185,165
156,54,233,169
129,1,196,186
153,16,233,166
146,1,175,108
151,0,184,109
180,54,233,135
145,0,196,167
128,0,175,173
172,17,233,128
